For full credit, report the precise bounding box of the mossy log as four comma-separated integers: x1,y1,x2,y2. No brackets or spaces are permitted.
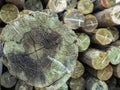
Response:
77,33,90,52
94,0,117,10
47,0,67,13
107,41,120,65
113,64,120,78
24,0,43,11
86,76,108,90
63,9,85,29
92,28,114,45
86,65,113,81
58,83,68,90
20,10,33,18
0,4,19,23
5,0,25,9
82,14,98,33
81,48,110,70
66,0,77,9
0,71,17,88
15,80,33,90
71,60,85,79
94,5,120,27
77,0,94,14
70,77,85,90
1,11,78,88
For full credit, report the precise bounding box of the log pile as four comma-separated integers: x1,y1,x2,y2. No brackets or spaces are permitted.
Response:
0,0,120,90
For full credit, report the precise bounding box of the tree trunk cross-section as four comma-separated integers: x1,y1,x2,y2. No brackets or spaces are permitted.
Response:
1,11,78,88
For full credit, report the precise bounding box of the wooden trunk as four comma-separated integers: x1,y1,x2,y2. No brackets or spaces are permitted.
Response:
81,48,110,70
113,64,120,78
94,5,120,27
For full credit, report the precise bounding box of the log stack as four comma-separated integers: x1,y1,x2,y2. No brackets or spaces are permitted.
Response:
0,0,120,90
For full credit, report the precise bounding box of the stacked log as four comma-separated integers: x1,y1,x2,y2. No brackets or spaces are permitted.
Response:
0,0,120,90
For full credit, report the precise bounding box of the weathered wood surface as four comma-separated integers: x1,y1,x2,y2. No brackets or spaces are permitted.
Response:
77,0,94,14
86,65,113,81
94,5,120,27
82,14,98,33
71,60,84,79
47,0,67,13
24,0,43,11
63,9,85,29
113,64,120,78
81,48,110,70
1,11,78,88
0,4,19,23
86,76,108,90
92,28,114,45
70,77,85,90
15,80,33,90
0,71,17,88
77,33,90,52
67,0,77,9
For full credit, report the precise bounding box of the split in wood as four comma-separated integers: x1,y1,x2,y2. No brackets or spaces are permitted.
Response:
47,0,67,13
70,77,85,90
94,5,120,27
82,14,98,33
0,4,19,23
71,60,85,79
77,0,94,14
77,33,90,52
86,65,113,81
0,71,17,88
92,28,114,45
63,9,85,29
81,48,110,70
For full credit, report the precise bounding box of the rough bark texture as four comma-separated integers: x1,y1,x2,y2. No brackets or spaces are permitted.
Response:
94,5,120,27
81,48,110,70
63,9,85,29
1,11,78,88
5,0,25,9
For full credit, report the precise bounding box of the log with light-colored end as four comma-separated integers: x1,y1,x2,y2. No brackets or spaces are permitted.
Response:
15,80,33,90
108,46,120,65
94,0,118,10
92,28,114,45
94,5,120,27
113,64,120,78
81,48,110,70
86,76,108,90
70,77,85,90
63,9,85,29
24,0,43,11
77,33,90,52
71,60,84,79
47,0,67,13
86,65,113,81
5,0,25,9
0,4,19,23
67,0,77,9
0,71,17,88
107,27,119,41
58,83,68,90
82,14,98,33
77,0,94,14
